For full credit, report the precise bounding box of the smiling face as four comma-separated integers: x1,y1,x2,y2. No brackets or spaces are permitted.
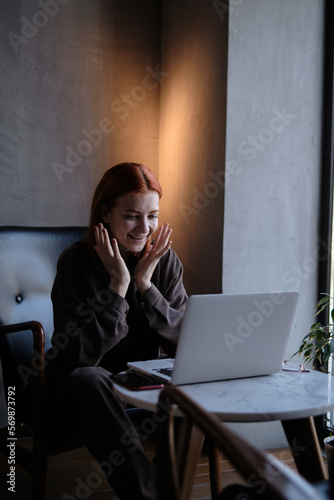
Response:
101,190,160,258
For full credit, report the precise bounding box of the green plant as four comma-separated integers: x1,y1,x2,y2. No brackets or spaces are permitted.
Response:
294,294,334,372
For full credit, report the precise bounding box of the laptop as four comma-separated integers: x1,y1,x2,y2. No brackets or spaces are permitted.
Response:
128,291,299,385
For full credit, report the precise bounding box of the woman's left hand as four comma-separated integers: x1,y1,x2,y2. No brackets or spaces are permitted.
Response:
134,223,172,295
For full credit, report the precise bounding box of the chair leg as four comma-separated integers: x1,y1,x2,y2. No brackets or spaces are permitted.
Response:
208,444,222,500
282,417,327,483
175,418,204,500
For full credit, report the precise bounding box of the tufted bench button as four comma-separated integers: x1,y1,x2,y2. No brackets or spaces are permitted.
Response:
15,295,23,304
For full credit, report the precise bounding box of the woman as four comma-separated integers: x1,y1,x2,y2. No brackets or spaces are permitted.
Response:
46,162,188,500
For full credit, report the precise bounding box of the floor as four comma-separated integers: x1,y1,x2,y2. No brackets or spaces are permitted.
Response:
0,435,311,500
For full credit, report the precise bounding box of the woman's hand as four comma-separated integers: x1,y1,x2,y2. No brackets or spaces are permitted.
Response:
134,223,172,295
94,223,130,297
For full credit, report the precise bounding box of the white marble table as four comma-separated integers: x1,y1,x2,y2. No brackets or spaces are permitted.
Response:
113,369,334,483
114,369,334,421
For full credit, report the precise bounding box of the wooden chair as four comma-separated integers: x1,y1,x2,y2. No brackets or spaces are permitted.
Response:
156,385,333,500
0,321,85,499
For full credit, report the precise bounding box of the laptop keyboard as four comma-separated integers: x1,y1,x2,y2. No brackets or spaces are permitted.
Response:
153,367,173,377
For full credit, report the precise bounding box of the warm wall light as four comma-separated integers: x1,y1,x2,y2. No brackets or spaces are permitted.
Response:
158,6,228,294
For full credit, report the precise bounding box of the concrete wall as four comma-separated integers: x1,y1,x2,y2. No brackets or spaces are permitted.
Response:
0,0,161,226
159,0,228,294
223,0,324,448
224,0,324,358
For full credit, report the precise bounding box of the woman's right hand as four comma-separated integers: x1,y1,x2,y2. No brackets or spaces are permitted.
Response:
94,223,130,298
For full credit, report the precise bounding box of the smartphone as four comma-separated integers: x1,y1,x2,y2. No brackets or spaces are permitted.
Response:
110,371,165,391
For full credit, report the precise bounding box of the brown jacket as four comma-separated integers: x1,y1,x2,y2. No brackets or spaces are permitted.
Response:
45,241,188,381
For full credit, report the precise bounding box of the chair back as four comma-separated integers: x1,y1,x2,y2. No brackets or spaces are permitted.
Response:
157,386,326,500
0,226,87,412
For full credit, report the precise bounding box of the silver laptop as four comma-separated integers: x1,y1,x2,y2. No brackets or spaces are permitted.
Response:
128,291,299,385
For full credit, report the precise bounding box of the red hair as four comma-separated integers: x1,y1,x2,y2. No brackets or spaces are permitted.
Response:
86,162,162,256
